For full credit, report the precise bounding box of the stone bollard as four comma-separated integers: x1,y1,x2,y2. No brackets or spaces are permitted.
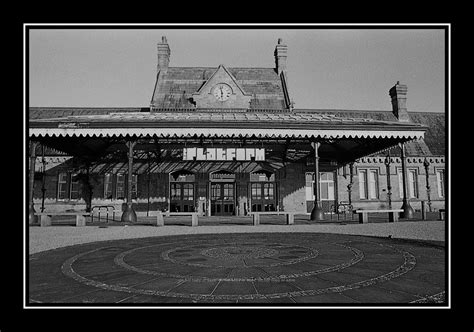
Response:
156,211,164,226
40,215,52,227
252,213,260,226
191,214,198,227
76,215,86,227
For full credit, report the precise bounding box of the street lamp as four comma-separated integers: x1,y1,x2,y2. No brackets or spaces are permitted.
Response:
384,153,392,209
423,158,432,212
347,162,354,206
41,145,46,212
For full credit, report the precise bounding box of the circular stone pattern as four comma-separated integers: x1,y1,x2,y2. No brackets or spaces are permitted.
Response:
201,246,279,259
28,233,446,304
160,242,317,268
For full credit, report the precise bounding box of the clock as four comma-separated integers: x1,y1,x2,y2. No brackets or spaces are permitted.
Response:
212,83,232,101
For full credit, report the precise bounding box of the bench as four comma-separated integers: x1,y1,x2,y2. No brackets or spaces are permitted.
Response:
249,211,297,226
354,209,403,224
35,212,91,227
156,211,199,227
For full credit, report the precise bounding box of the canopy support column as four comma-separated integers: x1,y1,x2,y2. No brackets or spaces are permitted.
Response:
347,162,354,206
384,153,392,209
310,141,325,221
28,141,39,225
423,158,432,212
400,142,414,219
121,140,137,223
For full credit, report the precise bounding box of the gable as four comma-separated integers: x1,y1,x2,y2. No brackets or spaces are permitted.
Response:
191,65,252,109
150,67,289,110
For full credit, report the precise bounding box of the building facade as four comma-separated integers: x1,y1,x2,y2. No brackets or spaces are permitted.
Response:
28,37,444,220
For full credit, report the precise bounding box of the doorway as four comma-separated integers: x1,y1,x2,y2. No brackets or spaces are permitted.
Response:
250,170,276,212
211,182,235,215
169,170,195,212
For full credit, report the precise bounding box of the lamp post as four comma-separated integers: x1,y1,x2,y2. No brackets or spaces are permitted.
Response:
28,141,39,225
310,141,324,221
347,162,354,206
399,142,414,219
423,158,432,212
384,153,392,209
41,145,46,212
121,140,137,223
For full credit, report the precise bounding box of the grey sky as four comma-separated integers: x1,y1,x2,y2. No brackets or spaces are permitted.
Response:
28,27,446,112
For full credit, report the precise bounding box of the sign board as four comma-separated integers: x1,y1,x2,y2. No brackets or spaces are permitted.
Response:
183,148,265,161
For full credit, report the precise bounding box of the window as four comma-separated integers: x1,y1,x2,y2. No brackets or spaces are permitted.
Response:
211,184,220,200
436,169,445,198
359,169,378,200
104,174,113,199
263,183,274,200
398,169,418,198
171,183,179,200
305,172,335,201
57,172,68,200
368,170,378,199
70,173,80,200
183,183,194,201
320,172,335,201
251,183,262,200
223,183,233,200
116,174,125,199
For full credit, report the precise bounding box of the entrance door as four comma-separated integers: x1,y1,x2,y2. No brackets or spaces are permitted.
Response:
251,182,276,212
170,183,195,212
211,183,235,216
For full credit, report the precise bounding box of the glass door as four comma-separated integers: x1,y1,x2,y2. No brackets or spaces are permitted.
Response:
211,183,235,216
170,182,195,212
251,182,276,212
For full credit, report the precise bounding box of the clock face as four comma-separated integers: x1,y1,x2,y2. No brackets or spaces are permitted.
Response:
213,84,232,101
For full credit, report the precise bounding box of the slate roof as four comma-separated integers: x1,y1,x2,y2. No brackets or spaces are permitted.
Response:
29,110,426,132
28,108,145,120
296,109,445,156
150,67,288,110
28,107,443,157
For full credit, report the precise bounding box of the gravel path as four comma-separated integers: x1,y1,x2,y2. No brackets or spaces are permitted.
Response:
28,221,445,254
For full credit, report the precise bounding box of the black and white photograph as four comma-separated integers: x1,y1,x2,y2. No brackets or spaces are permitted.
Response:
24,24,449,310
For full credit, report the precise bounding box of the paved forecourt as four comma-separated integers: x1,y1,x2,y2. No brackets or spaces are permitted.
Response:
28,229,446,305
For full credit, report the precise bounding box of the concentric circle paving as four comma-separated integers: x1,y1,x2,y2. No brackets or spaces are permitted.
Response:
28,233,446,304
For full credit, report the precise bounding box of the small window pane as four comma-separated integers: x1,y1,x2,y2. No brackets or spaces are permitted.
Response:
58,172,68,200
437,170,445,198
116,174,125,199
359,170,367,199
104,174,113,199
70,174,80,200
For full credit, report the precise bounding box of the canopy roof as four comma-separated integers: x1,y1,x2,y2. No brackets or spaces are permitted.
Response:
29,108,427,165
29,110,426,140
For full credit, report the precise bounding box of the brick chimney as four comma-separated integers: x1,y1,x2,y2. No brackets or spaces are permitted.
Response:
274,38,288,75
157,36,171,71
389,81,411,122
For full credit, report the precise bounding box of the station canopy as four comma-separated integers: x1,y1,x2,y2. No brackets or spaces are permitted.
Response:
29,109,427,167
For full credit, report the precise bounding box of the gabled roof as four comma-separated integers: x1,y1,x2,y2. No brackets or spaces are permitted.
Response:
150,67,289,110
193,64,250,96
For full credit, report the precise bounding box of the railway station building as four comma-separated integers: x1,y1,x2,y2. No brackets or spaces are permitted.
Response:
28,37,445,223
